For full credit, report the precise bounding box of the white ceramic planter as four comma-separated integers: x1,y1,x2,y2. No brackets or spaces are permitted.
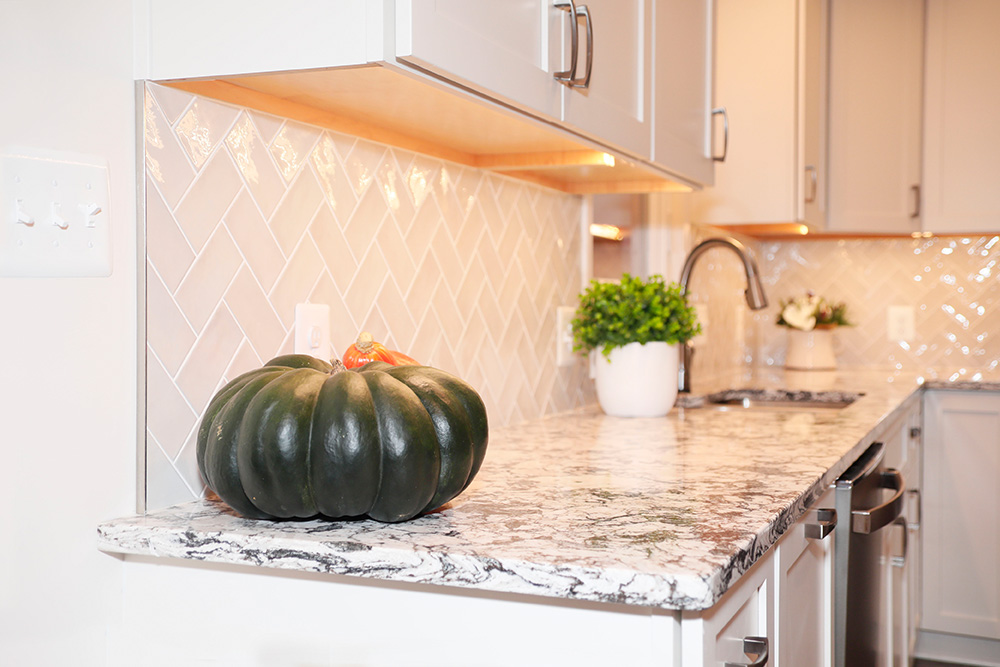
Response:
785,327,837,370
594,341,679,417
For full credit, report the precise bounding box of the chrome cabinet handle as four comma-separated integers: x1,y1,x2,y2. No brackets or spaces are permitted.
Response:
891,516,909,568
852,469,906,534
910,426,921,439
804,165,818,203
553,0,579,85
712,107,729,162
907,488,921,529
910,184,921,219
570,4,593,88
804,507,837,540
724,636,769,667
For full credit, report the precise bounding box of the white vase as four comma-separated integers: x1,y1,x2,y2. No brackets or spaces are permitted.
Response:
785,327,837,370
594,341,679,417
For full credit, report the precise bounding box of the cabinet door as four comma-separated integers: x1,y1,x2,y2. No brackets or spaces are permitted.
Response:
651,0,714,186
682,554,774,666
923,391,1000,639
777,490,836,667
905,410,923,657
799,0,828,228
691,0,805,225
825,0,924,234
922,0,1000,233
396,0,562,121
559,0,651,159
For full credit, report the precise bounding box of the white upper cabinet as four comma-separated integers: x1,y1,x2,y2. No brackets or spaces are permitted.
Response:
137,0,371,80
559,0,651,160
394,1,563,124
137,0,716,192
825,0,924,235
397,0,652,160
652,0,715,186
691,0,826,227
922,0,1000,233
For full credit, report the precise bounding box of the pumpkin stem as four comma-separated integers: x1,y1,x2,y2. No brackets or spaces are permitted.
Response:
355,331,375,352
329,358,347,375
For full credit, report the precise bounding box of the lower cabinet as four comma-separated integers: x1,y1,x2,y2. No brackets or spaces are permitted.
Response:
922,391,1000,643
679,397,925,667
680,489,837,666
776,491,837,667
681,549,775,666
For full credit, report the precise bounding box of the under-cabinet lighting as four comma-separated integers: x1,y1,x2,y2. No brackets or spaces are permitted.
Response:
911,231,934,239
601,153,616,167
590,223,626,241
798,225,809,235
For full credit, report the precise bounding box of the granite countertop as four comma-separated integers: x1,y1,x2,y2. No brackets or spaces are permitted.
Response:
97,368,1000,611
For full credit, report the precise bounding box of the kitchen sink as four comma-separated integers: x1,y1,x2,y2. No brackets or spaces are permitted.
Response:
698,389,863,411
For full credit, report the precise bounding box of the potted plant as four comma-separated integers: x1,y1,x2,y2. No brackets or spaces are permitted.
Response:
776,291,852,370
571,274,700,417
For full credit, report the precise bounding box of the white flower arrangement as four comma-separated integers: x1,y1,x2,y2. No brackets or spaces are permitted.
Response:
776,292,851,331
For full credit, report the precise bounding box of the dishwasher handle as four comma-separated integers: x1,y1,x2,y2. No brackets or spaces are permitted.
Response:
851,469,905,534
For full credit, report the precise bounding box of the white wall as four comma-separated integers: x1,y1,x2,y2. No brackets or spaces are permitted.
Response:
0,1,136,663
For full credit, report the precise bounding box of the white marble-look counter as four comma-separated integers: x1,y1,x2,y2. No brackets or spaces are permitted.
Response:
97,369,998,611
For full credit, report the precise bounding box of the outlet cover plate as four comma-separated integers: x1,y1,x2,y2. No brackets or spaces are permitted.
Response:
887,305,915,341
294,303,331,360
556,306,576,367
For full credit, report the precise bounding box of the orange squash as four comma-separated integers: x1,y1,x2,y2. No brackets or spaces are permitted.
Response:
343,331,419,369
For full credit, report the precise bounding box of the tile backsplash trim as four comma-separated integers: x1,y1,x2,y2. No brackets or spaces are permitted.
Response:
142,83,592,510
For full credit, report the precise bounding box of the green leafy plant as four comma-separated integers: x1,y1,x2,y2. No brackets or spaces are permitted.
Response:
571,274,701,358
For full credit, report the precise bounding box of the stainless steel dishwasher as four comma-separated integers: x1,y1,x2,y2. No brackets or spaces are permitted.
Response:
833,441,907,667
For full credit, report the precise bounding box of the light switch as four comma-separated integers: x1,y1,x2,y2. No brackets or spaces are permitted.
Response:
0,147,111,277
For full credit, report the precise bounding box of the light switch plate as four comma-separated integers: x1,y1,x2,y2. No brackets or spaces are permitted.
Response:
0,147,111,277
294,303,331,360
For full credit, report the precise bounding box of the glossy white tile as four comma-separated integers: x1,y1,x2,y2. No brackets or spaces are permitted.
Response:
141,84,588,510
173,150,242,253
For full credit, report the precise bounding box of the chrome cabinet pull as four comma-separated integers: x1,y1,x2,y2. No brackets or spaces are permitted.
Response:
910,184,921,219
909,426,921,439
725,636,769,666
804,507,837,540
553,0,579,85
804,165,818,203
891,516,909,568
571,4,593,88
712,107,729,162
852,469,906,534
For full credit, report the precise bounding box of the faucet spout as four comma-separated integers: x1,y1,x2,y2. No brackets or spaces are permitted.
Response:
677,237,768,393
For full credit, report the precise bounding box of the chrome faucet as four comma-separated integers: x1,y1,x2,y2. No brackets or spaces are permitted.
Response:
677,237,769,393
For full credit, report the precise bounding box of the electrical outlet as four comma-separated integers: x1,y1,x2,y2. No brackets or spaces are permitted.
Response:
556,306,576,367
887,305,915,341
294,303,331,359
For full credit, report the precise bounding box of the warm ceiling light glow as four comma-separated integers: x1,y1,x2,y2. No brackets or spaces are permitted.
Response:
601,153,616,167
590,223,626,241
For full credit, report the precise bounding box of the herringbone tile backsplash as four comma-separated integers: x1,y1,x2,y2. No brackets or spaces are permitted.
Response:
140,81,1000,511
752,236,1000,375
142,83,591,509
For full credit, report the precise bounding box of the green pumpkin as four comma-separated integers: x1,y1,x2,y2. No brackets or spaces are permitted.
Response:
196,355,489,523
